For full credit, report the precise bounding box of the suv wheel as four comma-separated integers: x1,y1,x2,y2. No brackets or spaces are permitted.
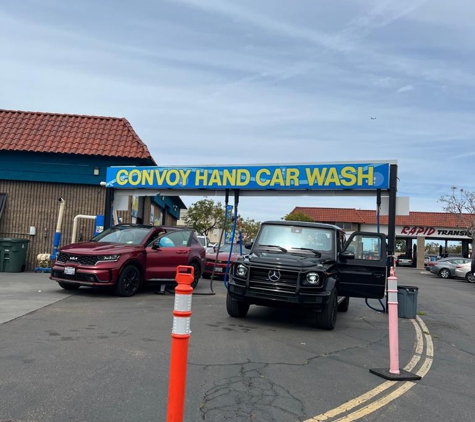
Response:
316,288,337,330
115,265,141,297
337,296,350,313
190,263,200,289
466,272,475,283
439,268,451,279
226,293,250,318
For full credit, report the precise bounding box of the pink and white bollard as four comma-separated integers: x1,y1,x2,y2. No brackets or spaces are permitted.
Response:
387,272,400,375
370,264,421,381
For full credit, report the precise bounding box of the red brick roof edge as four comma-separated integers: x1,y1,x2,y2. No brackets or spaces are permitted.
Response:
0,109,155,163
292,207,474,227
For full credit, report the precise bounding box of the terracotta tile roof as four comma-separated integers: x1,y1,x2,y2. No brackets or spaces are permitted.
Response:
292,207,366,223
292,207,473,228
0,109,155,162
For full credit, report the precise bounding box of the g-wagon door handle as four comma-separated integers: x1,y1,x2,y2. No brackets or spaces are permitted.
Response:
175,250,188,254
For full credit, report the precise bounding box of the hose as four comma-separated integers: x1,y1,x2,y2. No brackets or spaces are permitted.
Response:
365,297,386,313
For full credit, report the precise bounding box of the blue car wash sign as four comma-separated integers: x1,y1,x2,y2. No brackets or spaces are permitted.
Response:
106,163,390,191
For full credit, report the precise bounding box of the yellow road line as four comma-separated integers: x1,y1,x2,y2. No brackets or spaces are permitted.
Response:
417,315,434,358
332,381,416,421
305,316,433,422
304,381,396,421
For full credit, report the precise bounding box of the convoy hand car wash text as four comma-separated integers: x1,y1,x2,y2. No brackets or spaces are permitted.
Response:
113,166,375,189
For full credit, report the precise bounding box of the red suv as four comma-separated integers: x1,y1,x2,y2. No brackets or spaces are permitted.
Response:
50,224,205,296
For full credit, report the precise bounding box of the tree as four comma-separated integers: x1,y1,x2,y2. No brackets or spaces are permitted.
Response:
240,218,261,241
183,198,225,236
283,211,314,222
395,239,406,252
439,186,475,258
425,241,440,254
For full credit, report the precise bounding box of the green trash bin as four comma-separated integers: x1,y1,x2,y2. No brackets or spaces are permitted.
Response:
398,285,419,319
0,238,30,272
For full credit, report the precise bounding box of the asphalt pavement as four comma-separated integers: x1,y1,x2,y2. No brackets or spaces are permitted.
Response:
0,268,474,422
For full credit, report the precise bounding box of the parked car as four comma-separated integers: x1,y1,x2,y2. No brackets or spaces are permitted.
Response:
226,220,387,330
50,224,206,296
424,255,438,271
197,235,211,249
454,262,475,283
203,243,243,278
396,254,413,267
429,257,471,279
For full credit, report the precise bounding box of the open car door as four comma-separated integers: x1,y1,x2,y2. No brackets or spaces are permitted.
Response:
337,232,387,299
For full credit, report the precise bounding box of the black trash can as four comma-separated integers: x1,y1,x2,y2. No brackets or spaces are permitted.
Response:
0,238,30,272
398,285,419,319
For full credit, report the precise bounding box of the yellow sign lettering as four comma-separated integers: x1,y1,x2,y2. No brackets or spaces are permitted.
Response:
340,166,357,187
208,169,222,186
236,169,250,186
195,169,208,185
256,168,270,186
166,169,180,186
179,169,191,185
286,168,299,186
306,167,327,186
222,169,236,185
116,169,128,186
128,169,141,186
270,169,285,186
358,166,373,185
141,170,154,186
324,167,341,186
154,169,167,185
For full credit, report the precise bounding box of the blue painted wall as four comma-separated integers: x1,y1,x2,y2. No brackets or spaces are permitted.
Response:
0,151,153,185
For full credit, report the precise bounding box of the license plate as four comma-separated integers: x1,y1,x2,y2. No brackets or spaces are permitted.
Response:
214,267,223,273
64,267,76,275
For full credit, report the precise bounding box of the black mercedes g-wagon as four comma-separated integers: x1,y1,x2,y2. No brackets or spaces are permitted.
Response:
227,221,387,330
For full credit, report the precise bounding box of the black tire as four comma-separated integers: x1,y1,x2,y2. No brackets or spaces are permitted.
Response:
58,282,80,291
338,296,350,312
115,265,141,297
190,263,201,288
226,292,249,318
466,272,475,283
316,288,337,330
439,268,451,279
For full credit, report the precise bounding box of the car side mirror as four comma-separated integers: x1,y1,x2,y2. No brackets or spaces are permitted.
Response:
151,240,161,250
244,242,253,250
340,250,355,260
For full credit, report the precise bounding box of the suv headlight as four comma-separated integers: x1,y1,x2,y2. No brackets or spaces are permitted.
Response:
305,272,320,285
236,264,248,278
97,255,120,262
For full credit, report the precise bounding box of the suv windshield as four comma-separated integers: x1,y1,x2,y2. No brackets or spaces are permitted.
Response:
92,226,153,245
254,225,333,253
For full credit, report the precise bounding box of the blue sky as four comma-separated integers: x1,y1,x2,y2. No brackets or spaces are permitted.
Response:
1,0,474,222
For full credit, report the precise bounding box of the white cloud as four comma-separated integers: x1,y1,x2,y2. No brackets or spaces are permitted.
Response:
396,84,415,93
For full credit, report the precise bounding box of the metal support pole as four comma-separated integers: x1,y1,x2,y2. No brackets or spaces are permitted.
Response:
51,198,66,260
376,189,381,233
387,164,397,256
104,187,114,230
224,190,240,284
